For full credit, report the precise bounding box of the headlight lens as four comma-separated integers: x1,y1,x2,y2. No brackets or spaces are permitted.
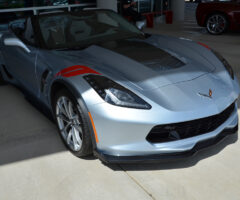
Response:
84,75,151,109
212,50,234,80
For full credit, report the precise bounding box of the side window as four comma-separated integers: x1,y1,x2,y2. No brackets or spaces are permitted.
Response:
22,18,35,45
11,19,26,36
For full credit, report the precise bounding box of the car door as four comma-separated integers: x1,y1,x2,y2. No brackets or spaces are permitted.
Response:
2,17,39,96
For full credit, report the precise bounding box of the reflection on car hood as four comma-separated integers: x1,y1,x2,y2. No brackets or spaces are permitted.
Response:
98,39,185,72
48,35,216,90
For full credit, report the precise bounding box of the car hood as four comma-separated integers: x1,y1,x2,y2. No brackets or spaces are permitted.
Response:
144,72,237,113
47,35,216,91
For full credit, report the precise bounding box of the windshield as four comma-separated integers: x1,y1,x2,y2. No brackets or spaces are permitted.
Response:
38,10,143,50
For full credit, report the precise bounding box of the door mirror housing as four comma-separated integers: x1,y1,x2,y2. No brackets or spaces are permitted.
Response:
4,37,31,53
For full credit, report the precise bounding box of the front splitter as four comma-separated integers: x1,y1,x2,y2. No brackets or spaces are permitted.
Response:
94,125,238,164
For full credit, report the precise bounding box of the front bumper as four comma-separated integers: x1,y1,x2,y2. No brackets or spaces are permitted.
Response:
89,99,238,157
95,125,238,163
89,100,239,163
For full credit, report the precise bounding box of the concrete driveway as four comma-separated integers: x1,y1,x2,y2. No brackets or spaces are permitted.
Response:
0,27,240,200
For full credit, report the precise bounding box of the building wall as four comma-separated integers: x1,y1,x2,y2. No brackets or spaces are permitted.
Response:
0,0,184,23
0,0,96,9
0,0,96,25
97,0,185,22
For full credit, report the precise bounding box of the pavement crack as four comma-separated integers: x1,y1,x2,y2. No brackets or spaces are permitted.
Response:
118,164,156,200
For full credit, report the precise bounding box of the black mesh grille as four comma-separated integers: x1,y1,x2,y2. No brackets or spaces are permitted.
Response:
147,103,235,143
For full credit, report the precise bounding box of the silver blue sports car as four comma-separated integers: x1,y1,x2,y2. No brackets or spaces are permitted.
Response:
0,9,239,163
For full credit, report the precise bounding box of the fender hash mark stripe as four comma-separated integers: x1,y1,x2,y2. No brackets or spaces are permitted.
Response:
56,65,101,77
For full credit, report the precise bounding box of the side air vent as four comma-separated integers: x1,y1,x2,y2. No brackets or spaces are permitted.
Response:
41,70,50,93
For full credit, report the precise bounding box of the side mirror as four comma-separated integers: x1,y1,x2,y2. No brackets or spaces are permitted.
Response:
136,20,146,30
4,37,31,53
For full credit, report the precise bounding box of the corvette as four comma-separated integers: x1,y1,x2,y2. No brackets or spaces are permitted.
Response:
0,9,239,163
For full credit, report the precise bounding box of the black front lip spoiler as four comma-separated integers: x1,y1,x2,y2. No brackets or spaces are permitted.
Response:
94,125,238,164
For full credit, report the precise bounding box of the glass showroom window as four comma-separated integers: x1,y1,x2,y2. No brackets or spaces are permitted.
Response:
136,0,171,13
33,0,95,6
0,0,25,9
33,0,68,6
0,0,96,8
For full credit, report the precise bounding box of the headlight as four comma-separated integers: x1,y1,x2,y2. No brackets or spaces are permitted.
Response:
212,50,234,80
84,75,151,109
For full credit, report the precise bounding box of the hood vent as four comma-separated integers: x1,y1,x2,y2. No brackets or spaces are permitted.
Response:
99,39,185,71
142,56,184,72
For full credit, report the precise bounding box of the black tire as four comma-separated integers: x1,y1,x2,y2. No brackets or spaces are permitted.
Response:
206,14,228,35
53,89,93,157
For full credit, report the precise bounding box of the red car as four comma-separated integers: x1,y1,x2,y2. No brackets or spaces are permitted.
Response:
196,0,240,35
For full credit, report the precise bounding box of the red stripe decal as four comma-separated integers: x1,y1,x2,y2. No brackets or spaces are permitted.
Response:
56,65,101,78
197,42,211,50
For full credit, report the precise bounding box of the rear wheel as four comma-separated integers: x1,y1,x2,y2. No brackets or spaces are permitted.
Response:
206,14,228,35
53,89,93,157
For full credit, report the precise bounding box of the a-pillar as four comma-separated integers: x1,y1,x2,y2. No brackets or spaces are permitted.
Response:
97,0,118,12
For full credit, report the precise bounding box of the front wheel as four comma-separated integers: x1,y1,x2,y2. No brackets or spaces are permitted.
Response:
53,89,93,157
206,14,228,35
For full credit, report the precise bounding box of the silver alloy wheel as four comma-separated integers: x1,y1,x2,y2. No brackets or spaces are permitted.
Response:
207,14,227,34
56,96,83,151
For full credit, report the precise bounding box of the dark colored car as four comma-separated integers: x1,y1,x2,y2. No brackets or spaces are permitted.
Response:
196,0,240,34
